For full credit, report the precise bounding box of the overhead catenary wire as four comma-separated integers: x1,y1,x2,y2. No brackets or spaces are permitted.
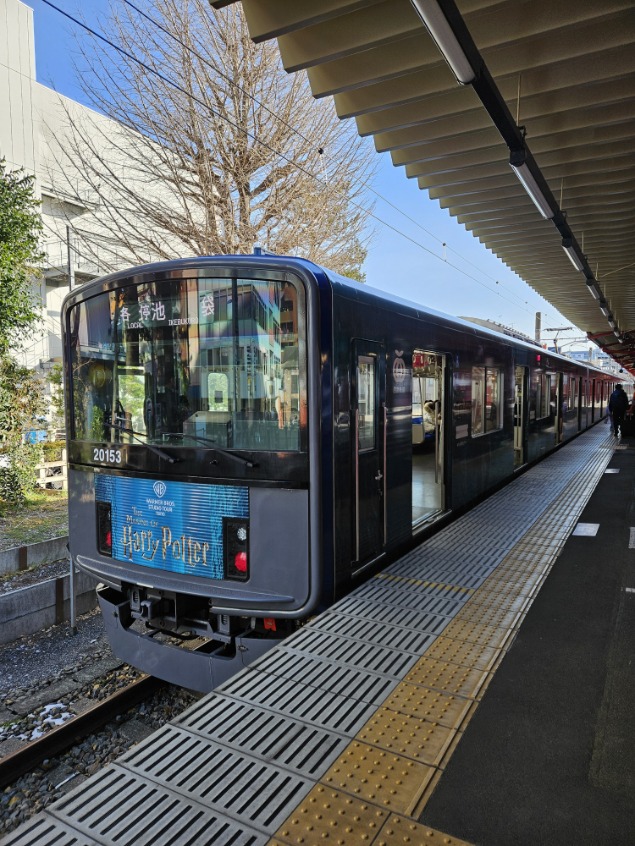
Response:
119,0,535,311
36,0,569,324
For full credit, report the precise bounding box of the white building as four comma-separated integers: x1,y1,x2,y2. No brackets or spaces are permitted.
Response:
1,0,107,372
3,0,177,381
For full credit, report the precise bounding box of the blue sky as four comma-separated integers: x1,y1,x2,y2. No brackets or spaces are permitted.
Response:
24,0,587,348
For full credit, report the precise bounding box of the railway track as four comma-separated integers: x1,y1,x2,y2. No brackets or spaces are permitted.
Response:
0,674,165,790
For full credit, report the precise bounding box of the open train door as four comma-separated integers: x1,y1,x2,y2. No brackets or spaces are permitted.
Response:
411,350,446,524
352,340,385,571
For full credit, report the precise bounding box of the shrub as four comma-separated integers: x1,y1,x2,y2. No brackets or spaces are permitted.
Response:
0,441,42,507
41,440,66,462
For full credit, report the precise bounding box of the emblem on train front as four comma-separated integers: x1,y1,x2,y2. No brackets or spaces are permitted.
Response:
153,481,167,498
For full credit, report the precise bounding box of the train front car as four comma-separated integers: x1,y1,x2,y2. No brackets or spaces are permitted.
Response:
62,256,324,692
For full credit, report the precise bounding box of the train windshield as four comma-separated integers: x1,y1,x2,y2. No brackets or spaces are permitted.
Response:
68,273,307,452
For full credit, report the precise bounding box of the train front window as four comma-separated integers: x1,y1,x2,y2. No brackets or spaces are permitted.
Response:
68,274,307,452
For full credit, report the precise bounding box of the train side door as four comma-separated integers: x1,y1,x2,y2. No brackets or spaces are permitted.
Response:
352,340,385,569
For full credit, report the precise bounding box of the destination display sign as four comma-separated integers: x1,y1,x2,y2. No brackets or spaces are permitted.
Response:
118,291,216,330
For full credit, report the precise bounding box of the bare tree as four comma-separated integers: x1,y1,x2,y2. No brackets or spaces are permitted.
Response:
47,0,375,279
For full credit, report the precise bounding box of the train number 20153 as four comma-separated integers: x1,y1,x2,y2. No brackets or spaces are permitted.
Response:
93,448,122,464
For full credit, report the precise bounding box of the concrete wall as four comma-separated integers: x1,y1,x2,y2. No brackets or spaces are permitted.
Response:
0,536,69,576
0,0,36,172
0,568,98,643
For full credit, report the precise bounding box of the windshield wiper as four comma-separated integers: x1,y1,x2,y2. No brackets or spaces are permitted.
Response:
106,422,178,464
163,432,257,468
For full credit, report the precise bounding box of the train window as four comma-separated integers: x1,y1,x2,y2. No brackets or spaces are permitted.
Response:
357,356,376,451
571,377,578,409
68,273,307,452
472,366,502,435
541,375,552,418
532,373,552,420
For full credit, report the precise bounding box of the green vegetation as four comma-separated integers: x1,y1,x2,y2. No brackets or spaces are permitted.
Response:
0,160,46,508
0,488,68,549
0,159,43,356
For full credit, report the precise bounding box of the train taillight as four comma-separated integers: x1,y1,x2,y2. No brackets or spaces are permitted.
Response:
97,501,112,556
224,517,249,581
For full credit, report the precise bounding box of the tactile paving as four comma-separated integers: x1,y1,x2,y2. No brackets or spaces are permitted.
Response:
441,619,513,650
322,741,436,813
424,635,501,672
454,602,522,630
404,656,490,700
358,706,457,765
375,813,474,846
270,785,388,845
382,682,472,729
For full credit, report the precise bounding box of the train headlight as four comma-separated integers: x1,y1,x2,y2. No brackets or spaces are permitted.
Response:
223,517,249,581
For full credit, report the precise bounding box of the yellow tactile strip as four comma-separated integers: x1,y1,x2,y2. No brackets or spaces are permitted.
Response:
270,796,472,846
404,655,490,700
357,706,457,766
375,813,474,846
269,433,615,845
423,635,501,673
322,742,437,814
270,785,389,844
381,683,472,728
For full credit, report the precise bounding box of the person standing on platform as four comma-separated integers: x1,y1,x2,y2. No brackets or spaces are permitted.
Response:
608,384,629,436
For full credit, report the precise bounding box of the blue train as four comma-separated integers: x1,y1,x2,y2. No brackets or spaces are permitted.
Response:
62,254,616,691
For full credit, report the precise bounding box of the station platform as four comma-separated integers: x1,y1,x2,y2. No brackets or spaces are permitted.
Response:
4,423,634,846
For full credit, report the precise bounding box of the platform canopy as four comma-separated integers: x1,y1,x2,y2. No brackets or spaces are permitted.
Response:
210,0,635,373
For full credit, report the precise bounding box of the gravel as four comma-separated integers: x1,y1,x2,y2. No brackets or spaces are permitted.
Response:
0,608,110,698
0,559,71,596
1,684,196,836
0,590,198,838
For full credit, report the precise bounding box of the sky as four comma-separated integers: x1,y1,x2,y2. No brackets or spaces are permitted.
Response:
23,0,590,351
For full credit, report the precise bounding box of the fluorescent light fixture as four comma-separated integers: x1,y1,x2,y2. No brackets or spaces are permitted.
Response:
599,301,611,318
586,279,601,300
509,151,554,220
410,0,475,84
562,239,585,273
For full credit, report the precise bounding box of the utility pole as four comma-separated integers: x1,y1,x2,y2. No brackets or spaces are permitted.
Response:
66,225,75,290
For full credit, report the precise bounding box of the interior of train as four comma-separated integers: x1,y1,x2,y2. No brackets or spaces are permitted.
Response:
411,349,444,525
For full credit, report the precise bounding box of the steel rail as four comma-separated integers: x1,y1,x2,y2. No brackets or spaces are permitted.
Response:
0,674,164,789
